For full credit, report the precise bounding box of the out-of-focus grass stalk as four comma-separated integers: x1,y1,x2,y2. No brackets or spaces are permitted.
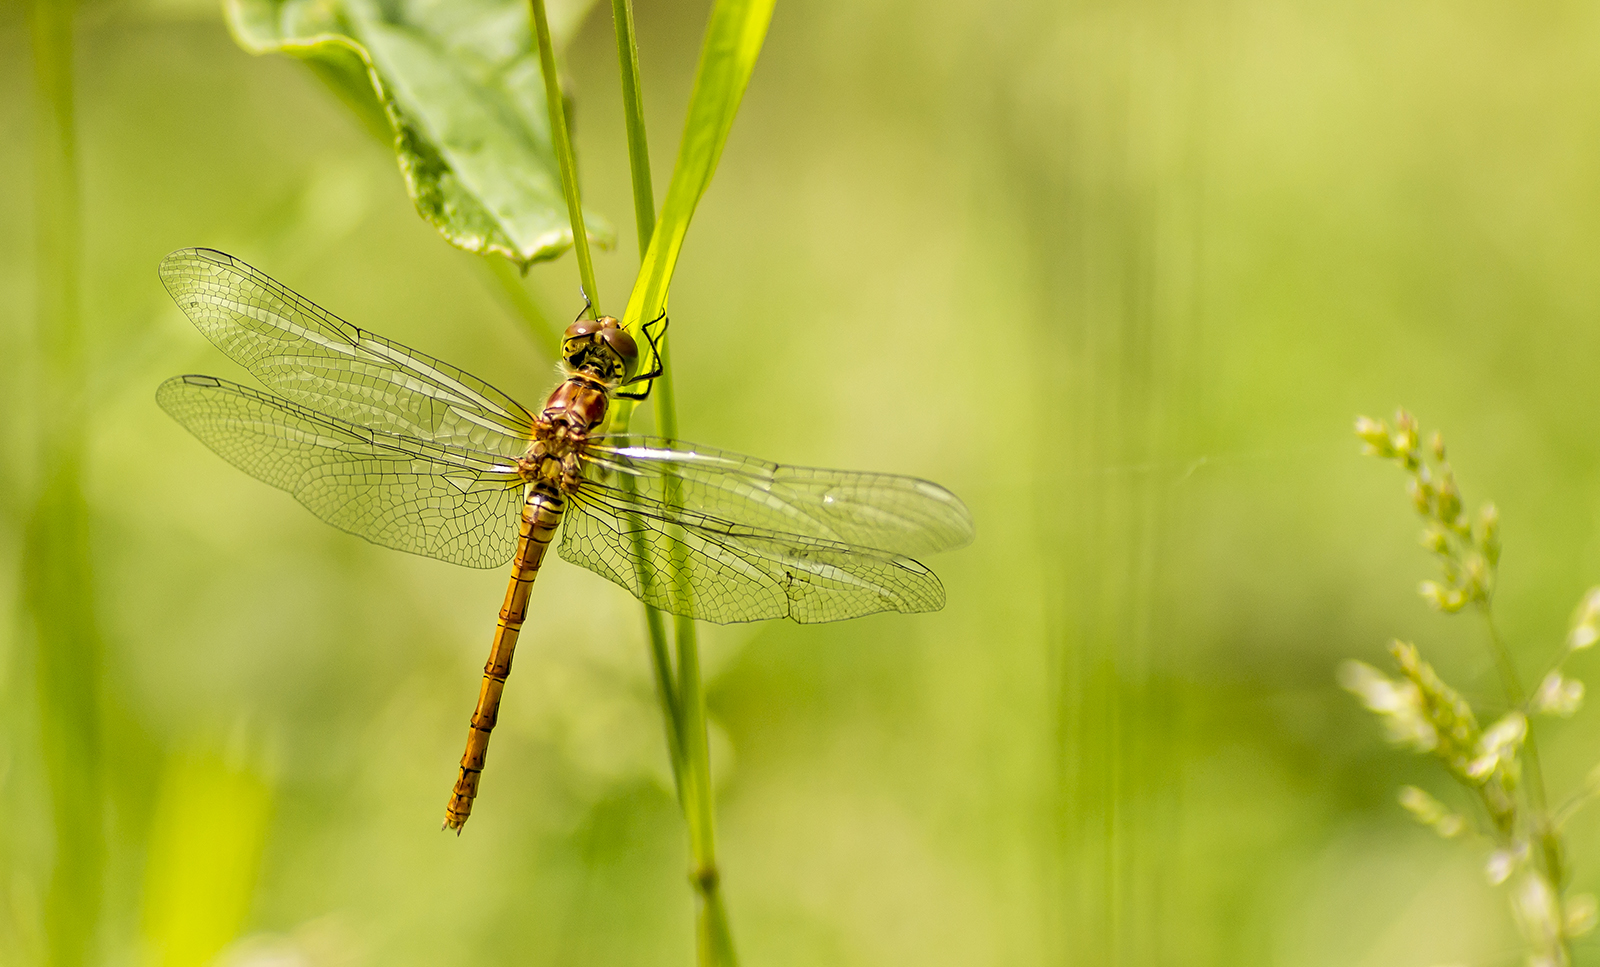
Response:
530,0,600,313
26,2,105,966
1482,609,1567,960
141,751,273,967
1482,612,1567,923
1480,616,1550,810
478,256,560,362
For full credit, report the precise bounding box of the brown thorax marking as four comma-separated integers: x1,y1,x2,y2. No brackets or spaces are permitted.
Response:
518,374,607,494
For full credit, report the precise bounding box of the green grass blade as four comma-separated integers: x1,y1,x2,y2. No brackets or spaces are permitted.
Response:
604,0,688,831
673,614,738,967
531,0,602,311
634,518,686,806
621,0,775,351
24,475,103,967
610,0,656,260
608,5,773,965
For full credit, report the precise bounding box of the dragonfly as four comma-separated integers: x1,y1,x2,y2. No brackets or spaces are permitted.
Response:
156,248,974,832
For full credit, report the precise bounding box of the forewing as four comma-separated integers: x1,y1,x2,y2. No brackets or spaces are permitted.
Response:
581,436,975,558
158,375,524,568
560,478,946,624
160,248,536,458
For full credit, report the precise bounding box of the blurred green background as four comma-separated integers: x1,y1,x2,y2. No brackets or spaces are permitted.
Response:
8,0,1600,965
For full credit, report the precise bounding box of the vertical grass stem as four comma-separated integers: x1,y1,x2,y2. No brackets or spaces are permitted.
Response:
673,613,737,966
1483,609,1568,960
604,0,689,825
530,0,600,311
1482,611,1551,815
603,5,779,964
610,0,655,260
478,256,561,362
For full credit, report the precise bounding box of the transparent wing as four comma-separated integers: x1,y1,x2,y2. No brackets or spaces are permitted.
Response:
560,476,948,625
581,436,975,558
160,248,537,458
158,375,525,568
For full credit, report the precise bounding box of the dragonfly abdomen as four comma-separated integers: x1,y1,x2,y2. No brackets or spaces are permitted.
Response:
444,368,608,832
443,487,565,832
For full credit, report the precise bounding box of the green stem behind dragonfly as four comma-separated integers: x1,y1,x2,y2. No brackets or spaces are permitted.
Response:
478,256,561,362
605,0,692,816
604,2,775,964
612,0,656,261
530,0,601,313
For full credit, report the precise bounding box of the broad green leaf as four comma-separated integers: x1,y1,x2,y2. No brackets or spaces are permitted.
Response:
224,0,612,268
621,0,774,332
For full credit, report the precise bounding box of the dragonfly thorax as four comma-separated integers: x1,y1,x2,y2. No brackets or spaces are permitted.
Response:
520,373,611,494
538,372,611,432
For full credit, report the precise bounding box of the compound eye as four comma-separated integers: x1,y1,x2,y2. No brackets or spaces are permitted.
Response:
600,327,639,369
564,320,598,340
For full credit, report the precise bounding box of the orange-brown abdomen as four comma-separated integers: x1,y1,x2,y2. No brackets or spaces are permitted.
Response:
443,370,612,832
442,489,565,831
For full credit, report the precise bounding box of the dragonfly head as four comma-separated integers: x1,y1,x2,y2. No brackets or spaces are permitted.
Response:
562,316,639,383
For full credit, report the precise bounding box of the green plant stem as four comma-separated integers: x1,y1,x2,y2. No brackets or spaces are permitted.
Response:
610,0,655,261
673,614,737,965
650,361,737,966
637,332,733,967
1484,610,1569,959
624,473,686,804
604,0,689,828
1482,610,1551,815
28,2,104,966
1481,609,1528,706
643,605,685,791
604,6,776,964
675,620,710,858
529,0,600,311
631,167,739,967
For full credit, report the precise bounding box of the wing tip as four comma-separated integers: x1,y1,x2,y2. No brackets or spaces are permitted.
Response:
948,510,978,551
155,372,227,398
919,483,977,551
155,373,204,409
160,246,234,265
159,247,243,291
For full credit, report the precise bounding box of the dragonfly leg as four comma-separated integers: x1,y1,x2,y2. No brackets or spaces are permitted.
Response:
614,311,669,400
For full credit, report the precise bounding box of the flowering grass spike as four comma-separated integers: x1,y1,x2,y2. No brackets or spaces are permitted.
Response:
1343,410,1600,967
